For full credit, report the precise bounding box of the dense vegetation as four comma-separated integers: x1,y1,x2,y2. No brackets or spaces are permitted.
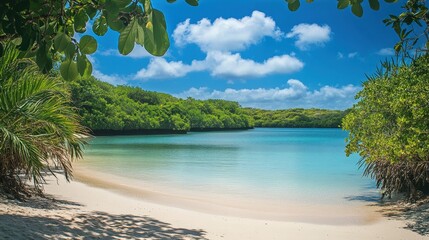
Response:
245,108,347,128
343,54,429,200
70,77,253,134
0,45,88,197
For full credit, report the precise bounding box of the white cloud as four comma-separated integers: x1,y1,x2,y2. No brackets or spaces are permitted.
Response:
99,45,151,59
176,79,360,110
286,23,331,50
337,51,358,59
93,69,126,85
347,52,358,58
173,11,283,52
206,51,304,78
133,52,303,80
134,58,206,79
377,48,395,56
133,12,304,81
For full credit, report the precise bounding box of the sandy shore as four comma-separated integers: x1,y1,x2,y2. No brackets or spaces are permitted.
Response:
0,169,428,239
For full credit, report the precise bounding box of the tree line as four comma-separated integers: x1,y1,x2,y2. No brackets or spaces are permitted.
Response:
245,108,348,128
70,77,254,134
70,77,349,134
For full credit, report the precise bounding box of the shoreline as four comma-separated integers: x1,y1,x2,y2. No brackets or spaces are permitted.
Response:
71,166,380,225
0,171,427,239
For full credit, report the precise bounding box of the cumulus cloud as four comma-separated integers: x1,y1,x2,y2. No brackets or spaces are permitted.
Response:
377,48,395,56
173,11,283,52
93,70,126,85
134,11,305,81
99,45,152,59
286,23,331,50
134,58,206,79
176,79,360,109
206,52,303,78
133,52,303,80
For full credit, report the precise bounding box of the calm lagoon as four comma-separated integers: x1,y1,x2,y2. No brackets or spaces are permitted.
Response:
80,128,377,206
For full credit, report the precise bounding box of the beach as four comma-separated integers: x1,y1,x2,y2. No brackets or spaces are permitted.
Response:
0,167,427,240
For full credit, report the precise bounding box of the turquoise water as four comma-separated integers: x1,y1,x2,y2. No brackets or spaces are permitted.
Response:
81,128,377,204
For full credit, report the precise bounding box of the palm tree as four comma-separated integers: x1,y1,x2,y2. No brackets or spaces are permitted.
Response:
0,44,89,198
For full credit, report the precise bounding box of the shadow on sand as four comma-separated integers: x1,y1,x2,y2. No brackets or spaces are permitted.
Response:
376,200,429,236
345,193,429,236
0,197,208,239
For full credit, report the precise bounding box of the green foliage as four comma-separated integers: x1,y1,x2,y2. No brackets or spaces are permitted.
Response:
343,54,429,199
382,0,428,56
0,0,199,80
70,77,253,133
245,108,347,128
0,45,88,197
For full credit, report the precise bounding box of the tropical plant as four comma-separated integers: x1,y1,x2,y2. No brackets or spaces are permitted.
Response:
0,0,198,81
342,54,429,200
0,45,89,198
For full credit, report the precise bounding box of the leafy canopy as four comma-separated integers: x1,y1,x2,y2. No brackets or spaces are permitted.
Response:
0,0,198,81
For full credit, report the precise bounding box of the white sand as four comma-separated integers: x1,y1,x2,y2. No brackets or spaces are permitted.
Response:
0,168,428,240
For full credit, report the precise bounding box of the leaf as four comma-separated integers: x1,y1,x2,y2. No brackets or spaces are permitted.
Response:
79,35,97,54
384,0,397,3
85,6,98,19
84,60,93,77
54,33,71,52
337,0,349,9
185,0,199,6
93,16,108,36
144,9,169,56
64,43,76,59
118,17,137,55
105,11,125,31
135,24,145,46
369,0,380,10
60,60,79,81
77,54,93,77
140,0,152,13
287,0,300,11
394,42,402,53
74,9,89,33
393,21,401,36
77,54,87,76
36,43,47,70
351,2,363,17
0,43,3,57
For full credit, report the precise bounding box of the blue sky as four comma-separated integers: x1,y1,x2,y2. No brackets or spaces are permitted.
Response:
89,0,403,110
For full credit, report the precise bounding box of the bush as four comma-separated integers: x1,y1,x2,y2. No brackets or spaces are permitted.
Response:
343,54,429,200
0,45,88,198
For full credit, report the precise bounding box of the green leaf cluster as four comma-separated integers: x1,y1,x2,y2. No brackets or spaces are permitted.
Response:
0,0,178,81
